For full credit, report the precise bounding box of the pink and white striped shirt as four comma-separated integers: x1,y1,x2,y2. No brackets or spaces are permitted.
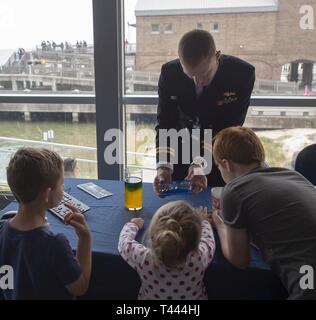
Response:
118,220,215,300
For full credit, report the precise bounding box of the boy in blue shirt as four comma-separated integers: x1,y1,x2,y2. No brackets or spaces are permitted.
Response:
0,148,91,299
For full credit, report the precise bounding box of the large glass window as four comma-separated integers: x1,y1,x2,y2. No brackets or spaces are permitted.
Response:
124,101,316,173
123,1,316,176
0,0,96,182
0,0,94,94
0,104,97,182
124,0,316,96
125,104,156,182
247,105,316,168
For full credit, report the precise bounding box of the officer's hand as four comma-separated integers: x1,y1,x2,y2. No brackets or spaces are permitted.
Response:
153,167,172,196
185,165,207,194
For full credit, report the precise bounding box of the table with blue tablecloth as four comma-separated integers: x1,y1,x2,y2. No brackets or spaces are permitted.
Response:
0,178,288,299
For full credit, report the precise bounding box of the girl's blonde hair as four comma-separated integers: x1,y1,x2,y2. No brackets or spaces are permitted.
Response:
146,200,202,269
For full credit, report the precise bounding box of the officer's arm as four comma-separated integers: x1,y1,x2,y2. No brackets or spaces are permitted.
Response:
155,64,179,167
236,66,255,126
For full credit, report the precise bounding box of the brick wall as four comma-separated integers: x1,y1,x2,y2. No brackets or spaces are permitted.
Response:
135,0,316,81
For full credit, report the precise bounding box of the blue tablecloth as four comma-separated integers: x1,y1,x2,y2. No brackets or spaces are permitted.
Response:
1,178,288,300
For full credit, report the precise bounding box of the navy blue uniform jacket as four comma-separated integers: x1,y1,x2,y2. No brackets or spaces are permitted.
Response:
155,55,255,186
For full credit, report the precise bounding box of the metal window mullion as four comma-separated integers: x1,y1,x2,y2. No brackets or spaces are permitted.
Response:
0,94,95,104
93,0,123,181
122,95,316,107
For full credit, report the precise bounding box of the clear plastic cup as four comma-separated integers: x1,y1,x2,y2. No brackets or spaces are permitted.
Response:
124,168,142,211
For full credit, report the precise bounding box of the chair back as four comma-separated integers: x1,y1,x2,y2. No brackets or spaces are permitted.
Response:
295,144,316,185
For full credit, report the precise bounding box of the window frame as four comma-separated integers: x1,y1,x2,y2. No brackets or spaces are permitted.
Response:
151,24,160,34
197,23,203,30
0,0,315,181
163,23,173,34
210,21,219,32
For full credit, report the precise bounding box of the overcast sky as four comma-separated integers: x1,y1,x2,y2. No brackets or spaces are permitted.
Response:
0,0,137,50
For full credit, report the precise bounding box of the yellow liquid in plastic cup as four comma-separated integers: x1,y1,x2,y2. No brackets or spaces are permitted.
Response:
124,176,142,211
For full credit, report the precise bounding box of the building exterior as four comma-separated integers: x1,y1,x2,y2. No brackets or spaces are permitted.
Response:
135,0,316,87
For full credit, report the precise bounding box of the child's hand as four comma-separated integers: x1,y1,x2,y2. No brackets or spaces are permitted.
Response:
130,217,144,230
64,203,91,239
205,209,214,225
196,206,209,220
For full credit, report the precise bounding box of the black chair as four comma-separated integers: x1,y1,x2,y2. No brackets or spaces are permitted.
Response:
295,144,316,185
0,211,17,228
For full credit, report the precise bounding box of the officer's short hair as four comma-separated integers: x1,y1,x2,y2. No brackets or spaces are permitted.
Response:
178,29,216,67
213,127,265,166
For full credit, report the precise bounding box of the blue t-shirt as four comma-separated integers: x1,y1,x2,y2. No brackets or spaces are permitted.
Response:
0,221,82,300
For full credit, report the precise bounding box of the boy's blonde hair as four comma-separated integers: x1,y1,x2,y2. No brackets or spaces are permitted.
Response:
147,200,201,269
213,127,265,165
7,148,63,204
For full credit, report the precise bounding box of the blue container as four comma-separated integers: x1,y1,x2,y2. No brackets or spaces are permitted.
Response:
158,180,192,197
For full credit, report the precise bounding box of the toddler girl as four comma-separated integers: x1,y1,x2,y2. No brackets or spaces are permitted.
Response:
118,200,215,300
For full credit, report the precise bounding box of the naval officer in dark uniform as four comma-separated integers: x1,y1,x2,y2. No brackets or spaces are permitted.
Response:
153,29,255,194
